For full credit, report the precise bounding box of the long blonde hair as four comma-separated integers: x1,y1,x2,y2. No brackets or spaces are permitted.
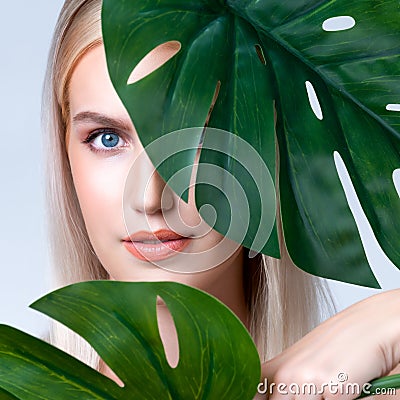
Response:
42,0,335,369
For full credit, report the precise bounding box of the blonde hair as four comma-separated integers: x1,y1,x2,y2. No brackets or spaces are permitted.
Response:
42,0,335,369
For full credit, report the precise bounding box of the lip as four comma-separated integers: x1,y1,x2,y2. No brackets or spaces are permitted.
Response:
122,229,191,261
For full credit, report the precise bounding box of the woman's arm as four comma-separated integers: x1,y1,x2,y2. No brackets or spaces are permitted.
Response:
257,288,400,399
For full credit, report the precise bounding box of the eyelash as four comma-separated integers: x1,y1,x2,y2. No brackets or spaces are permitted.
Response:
82,129,129,154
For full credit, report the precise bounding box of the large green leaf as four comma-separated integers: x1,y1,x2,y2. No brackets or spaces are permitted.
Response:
0,388,20,399
0,281,260,399
102,0,279,260
102,0,400,287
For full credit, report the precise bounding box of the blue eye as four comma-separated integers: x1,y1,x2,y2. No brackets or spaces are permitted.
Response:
100,133,120,148
84,129,128,153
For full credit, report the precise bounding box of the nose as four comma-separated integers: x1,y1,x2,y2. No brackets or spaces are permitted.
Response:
128,149,174,215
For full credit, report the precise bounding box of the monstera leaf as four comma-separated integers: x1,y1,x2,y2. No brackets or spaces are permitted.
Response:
102,0,400,287
0,281,260,399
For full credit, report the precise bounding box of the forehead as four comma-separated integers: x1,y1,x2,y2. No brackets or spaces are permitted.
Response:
68,41,180,119
68,45,126,118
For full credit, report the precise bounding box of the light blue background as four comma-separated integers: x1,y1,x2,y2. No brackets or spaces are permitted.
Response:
0,2,399,339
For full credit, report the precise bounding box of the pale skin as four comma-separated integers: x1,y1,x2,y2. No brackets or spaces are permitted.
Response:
67,44,400,399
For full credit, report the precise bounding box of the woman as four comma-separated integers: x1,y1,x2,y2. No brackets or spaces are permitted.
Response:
43,0,399,398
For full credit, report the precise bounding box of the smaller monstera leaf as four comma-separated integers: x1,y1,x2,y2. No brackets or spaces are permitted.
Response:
102,0,400,288
0,281,261,400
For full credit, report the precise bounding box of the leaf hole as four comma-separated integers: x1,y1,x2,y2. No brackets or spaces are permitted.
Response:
99,360,125,388
127,41,181,85
204,80,221,130
255,44,266,65
386,104,400,112
188,81,221,203
305,81,323,120
334,151,390,288
322,16,356,32
156,296,179,368
393,169,400,198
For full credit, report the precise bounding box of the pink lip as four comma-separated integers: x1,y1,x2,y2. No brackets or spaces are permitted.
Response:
122,229,191,261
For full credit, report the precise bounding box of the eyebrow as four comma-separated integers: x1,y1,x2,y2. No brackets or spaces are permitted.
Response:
72,111,132,131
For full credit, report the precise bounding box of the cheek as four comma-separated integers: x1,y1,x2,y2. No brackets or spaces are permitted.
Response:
68,149,128,247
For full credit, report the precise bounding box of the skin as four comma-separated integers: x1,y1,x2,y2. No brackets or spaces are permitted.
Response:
67,43,248,382
67,44,400,399
259,290,400,400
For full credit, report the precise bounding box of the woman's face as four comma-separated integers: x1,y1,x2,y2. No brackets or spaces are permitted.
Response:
66,44,244,293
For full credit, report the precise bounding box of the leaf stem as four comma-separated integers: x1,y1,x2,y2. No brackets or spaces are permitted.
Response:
356,374,400,399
